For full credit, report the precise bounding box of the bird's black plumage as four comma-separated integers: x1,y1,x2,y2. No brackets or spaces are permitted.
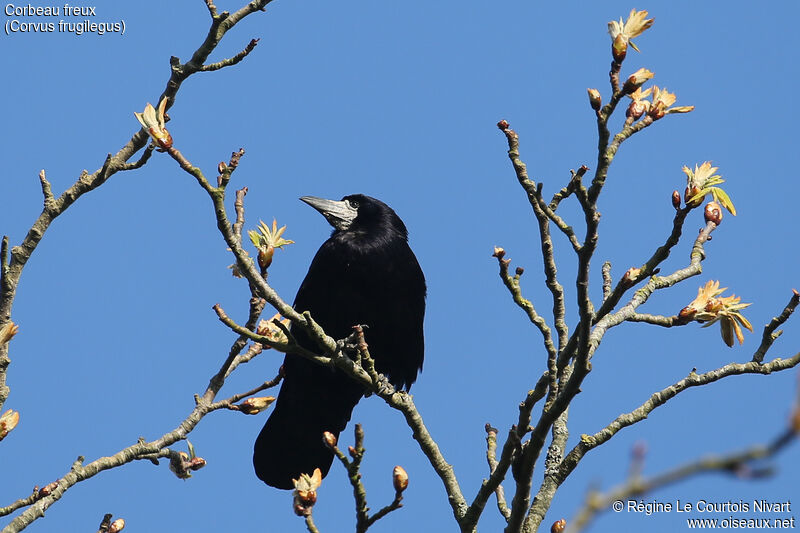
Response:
253,194,426,489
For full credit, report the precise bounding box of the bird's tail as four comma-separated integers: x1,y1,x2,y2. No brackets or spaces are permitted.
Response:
253,358,362,489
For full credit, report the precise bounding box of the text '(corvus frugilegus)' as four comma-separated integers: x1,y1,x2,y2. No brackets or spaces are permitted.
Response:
253,194,426,489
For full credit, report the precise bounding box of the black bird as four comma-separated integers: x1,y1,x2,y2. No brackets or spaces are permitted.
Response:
253,194,426,489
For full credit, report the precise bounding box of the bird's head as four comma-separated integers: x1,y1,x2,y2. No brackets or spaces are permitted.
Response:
299,194,408,239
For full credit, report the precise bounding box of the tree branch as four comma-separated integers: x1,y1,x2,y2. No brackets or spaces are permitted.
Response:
555,351,800,488
1,368,281,532
567,428,797,533
0,0,271,416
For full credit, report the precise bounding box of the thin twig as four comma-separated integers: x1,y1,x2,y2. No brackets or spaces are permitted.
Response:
497,121,569,354
492,248,557,360
485,424,511,521
753,289,800,363
304,514,321,533
200,39,260,72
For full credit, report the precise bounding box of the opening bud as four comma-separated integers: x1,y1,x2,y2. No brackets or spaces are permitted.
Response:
677,306,697,322
626,99,649,121
133,99,172,151
0,409,19,441
292,468,322,516
612,34,627,63
0,322,19,345
108,518,126,533
684,185,703,208
649,101,667,120
622,68,654,94
622,267,641,287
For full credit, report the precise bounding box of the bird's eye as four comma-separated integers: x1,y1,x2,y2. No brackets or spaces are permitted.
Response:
347,199,360,209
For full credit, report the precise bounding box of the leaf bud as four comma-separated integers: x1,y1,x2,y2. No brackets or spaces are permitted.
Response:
218,162,228,175
551,518,567,533
322,431,337,449
38,480,59,498
587,88,602,111
392,465,409,493
238,396,276,415
704,201,722,225
496,119,509,130
189,457,207,471
671,190,681,209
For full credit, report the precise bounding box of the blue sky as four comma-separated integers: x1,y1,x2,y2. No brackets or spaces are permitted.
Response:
1,1,798,532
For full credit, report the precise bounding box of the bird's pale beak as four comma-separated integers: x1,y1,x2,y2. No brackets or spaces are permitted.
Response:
300,196,358,231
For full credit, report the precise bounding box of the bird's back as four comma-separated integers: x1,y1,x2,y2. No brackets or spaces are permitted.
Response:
294,231,426,389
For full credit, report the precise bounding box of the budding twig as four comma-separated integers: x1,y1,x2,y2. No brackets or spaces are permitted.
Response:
324,424,406,532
